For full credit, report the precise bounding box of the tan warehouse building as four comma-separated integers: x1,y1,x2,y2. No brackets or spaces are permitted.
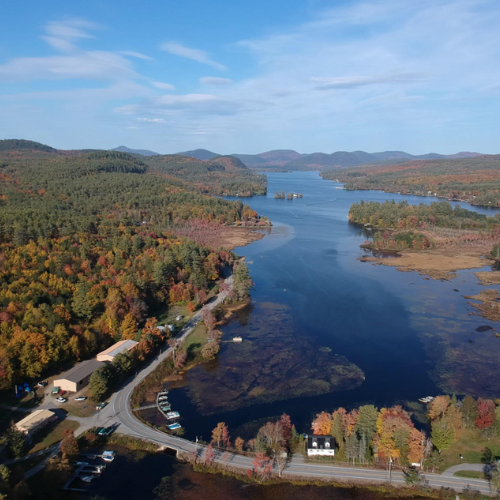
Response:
96,339,138,362
16,409,57,436
53,359,104,392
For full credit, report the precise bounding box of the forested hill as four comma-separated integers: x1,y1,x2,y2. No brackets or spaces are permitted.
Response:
323,154,500,208
0,139,57,153
0,147,268,387
176,148,219,160
144,154,267,197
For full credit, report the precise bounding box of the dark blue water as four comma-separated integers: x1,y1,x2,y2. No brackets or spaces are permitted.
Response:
160,172,500,441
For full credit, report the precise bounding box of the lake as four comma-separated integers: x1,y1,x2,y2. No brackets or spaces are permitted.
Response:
150,171,500,442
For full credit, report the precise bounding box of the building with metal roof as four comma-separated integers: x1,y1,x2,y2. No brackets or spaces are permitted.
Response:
96,340,138,362
15,409,57,436
53,359,104,393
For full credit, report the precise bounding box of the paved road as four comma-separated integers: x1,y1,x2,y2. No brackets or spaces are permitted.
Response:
20,275,495,495
442,463,485,477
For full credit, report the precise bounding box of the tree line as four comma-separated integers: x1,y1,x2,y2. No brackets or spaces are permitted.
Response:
0,148,261,388
322,154,500,208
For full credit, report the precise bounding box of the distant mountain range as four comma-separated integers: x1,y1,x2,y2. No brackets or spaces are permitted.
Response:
7,141,483,171
232,149,484,170
113,145,160,156
113,146,483,171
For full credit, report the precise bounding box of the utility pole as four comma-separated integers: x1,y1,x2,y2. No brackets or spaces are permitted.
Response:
388,456,392,483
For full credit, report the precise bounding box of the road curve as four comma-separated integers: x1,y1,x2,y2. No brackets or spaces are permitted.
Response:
81,277,494,496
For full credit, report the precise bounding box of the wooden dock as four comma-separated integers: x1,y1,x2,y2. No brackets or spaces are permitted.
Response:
132,403,157,412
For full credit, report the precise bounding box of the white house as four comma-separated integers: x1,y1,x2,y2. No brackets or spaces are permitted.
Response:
307,435,335,456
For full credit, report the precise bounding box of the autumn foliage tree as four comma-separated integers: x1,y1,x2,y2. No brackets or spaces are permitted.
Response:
61,429,79,459
476,398,496,430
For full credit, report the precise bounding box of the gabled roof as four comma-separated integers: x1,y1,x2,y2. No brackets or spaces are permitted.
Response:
16,410,56,432
97,339,138,359
307,435,335,449
55,359,103,383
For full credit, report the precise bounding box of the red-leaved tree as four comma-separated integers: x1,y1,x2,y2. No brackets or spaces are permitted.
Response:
475,398,495,429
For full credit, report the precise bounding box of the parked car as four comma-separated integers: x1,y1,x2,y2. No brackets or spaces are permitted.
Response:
98,427,108,436
74,396,87,402
55,397,67,403
96,402,107,411
102,426,114,436
37,380,48,388
95,427,104,435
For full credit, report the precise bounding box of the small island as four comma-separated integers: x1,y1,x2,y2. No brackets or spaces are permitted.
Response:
275,190,303,199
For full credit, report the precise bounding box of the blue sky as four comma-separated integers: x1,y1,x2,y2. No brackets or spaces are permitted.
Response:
1,0,499,154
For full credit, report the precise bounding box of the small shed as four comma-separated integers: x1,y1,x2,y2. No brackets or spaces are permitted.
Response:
16,409,57,436
307,435,335,456
54,359,104,392
96,340,138,362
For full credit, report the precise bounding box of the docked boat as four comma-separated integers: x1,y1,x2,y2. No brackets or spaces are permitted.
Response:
418,396,435,404
158,396,169,401
233,336,243,342
168,422,181,430
101,451,116,462
158,390,169,395
80,476,93,483
160,405,171,411
166,411,180,419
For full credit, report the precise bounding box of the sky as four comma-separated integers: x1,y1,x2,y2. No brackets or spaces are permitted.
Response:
0,0,499,155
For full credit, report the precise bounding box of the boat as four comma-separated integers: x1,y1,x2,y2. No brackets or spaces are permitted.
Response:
166,411,180,419
160,405,171,411
168,422,181,430
101,450,116,462
418,396,435,404
158,396,169,401
80,476,93,483
232,336,243,343
158,390,169,395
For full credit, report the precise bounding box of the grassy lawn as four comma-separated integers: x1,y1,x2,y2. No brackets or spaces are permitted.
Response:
434,429,500,471
28,419,80,454
454,470,487,479
184,323,208,354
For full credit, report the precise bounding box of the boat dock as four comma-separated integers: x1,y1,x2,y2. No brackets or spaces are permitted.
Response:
61,463,106,491
132,403,157,412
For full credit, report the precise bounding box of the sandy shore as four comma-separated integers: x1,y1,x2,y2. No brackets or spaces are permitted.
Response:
372,250,491,280
221,227,267,250
475,271,500,286
466,289,500,322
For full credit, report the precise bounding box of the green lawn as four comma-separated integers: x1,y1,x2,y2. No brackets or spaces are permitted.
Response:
433,429,500,471
28,419,80,454
184,323,208,354
454,470,487,479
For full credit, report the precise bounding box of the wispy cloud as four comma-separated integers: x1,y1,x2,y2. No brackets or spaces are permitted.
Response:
137,117,165,123
160,42,226,70
311,73,426,90
152,81,175,90
114,93,246,116
200,77,232,85
120,51,153,60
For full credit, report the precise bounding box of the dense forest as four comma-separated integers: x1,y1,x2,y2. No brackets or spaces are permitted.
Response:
349,200,500,251
0,142,267,388
322,155,500,207
144,154,267,197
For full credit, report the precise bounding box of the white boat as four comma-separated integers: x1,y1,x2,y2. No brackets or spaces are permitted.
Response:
80,476,93,483
166,411,180,419
168,422,181,430
158,396,169,401
158,390,169,395
418,396,435,403
101,450,116,462
232,336,243,342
